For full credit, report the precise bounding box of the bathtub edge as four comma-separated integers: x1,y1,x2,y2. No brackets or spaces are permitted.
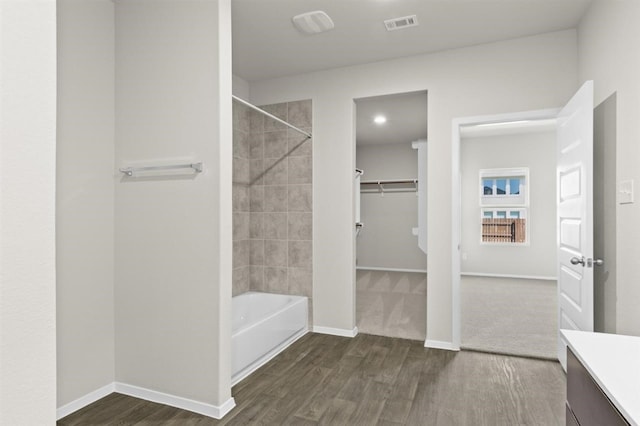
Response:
231,327,309,386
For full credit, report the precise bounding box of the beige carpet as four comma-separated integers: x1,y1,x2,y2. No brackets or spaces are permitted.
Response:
356,269,426,341
461,276,557,360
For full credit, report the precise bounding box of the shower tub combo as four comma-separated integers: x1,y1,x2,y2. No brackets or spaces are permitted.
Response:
231,292,308,385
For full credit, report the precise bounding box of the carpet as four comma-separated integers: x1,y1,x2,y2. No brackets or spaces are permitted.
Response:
356,269,427,341
461,276,557,360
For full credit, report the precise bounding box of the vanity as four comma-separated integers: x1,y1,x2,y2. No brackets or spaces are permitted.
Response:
562,330,640,426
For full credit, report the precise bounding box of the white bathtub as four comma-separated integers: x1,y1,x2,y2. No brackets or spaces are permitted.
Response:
232,292,308,385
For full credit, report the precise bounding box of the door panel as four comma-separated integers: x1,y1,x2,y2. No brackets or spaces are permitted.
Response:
557,81,594,370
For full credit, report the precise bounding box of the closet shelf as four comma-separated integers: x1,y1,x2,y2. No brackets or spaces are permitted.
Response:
360,179,418,193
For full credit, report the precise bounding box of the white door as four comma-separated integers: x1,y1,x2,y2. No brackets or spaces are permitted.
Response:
557,81,594,370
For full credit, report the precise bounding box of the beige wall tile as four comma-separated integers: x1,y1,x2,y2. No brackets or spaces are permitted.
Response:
264,212,287,239
265,267,288,293
262,103,287,131
288,267,312,297
264,185,287,212
250,266,264,291
249,133,264,159
233,157,250,184
233,129,249,159
249,212,264,239
288,240,312,268
233,240,249,268
264,130,288,159
288,185,312,212
287,100,312,128
288,212,312,240
249,158,264,185
232,266,250,296
265,239,288,267
249,185,264,212
233,212,250,240
288,156,312,184
287,132,312,157
233,184,249,212
263,157,288,185
249,109,264,133
250,239,265,265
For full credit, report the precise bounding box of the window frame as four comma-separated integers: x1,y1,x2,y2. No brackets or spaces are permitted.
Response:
479,167,530,246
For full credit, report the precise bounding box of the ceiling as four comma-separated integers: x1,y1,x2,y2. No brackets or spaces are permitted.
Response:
356,91,427,146
232,0,592,82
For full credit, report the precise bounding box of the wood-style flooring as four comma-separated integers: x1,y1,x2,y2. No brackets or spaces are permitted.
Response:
58,333,566,425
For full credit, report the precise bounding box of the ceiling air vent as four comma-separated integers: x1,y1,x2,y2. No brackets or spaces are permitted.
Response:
384,15,418,31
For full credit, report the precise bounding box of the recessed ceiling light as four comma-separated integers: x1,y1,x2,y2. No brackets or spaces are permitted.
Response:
374,115,387,124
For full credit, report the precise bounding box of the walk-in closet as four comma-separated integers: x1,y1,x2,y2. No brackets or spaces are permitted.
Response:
354,91,428,341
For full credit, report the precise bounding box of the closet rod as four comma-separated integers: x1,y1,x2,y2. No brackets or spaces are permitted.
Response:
360,179,418,185
232,95,312,139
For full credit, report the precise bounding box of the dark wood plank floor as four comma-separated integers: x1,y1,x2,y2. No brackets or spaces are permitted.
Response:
58,333,566,425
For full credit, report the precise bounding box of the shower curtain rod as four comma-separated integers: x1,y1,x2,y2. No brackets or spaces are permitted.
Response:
232,95,312,139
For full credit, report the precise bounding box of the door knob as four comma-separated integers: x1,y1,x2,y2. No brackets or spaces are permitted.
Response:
593,258,604,266
570,256,585,266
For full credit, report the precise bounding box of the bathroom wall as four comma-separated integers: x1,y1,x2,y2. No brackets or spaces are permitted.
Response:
579,0,640,336
460,131,556,278
0,0,57,423
232,100,313,320
114,0,233,410
356,143,427,271
57,0,115,408
250,30,578,341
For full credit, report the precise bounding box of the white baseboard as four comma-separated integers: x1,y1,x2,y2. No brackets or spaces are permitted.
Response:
424,339,460,351
461,272,557,281
313,325,358,338
115,382,235,419
357,266,427,274
56,382,236,421
56,382,115,420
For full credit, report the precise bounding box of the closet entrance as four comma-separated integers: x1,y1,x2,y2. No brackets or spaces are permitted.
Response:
354,91,428,341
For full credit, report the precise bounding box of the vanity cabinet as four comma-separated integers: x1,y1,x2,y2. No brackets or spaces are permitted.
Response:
566,348,630,425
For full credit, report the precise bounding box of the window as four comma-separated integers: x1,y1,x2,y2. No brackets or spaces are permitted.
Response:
479,168,529,244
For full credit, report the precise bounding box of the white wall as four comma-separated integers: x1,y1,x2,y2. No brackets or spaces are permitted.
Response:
233,74,250,99
250,30,578,341
115,0,233,408
356,143,426,271
460,131,556,278
0,1,58,424
579,1,640,336
56,0,115,408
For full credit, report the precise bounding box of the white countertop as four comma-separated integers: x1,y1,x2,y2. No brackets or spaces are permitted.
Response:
561,330,640,426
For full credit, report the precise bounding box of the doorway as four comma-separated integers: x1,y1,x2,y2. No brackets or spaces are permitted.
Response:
459,119,558,358
452,82,598,365
354,90,428,341
452,110,558,358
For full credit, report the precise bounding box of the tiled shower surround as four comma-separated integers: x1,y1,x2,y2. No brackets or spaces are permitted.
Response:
232,99,313,322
